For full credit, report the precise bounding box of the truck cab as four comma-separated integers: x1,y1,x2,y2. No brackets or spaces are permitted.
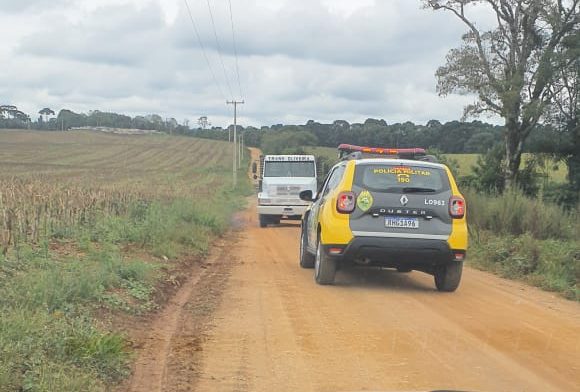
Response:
256,155,317,227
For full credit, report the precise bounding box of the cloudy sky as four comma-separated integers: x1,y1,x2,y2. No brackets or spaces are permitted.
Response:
0,0,498,127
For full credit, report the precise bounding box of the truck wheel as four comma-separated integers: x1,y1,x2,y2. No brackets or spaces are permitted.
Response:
259,214,269,228
315,240,336,285
434,261,463,292
299,225,315,268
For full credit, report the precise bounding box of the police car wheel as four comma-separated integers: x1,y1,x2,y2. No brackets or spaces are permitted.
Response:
314,240,336,285
434,261,463,292
299,225,315,269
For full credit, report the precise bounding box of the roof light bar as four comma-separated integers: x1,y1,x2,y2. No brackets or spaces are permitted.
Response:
338,144,427,158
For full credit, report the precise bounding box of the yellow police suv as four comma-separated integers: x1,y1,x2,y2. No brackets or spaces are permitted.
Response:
299,144,467,292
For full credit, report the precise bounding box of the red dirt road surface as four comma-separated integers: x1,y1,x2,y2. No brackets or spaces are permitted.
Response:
126,149,580,392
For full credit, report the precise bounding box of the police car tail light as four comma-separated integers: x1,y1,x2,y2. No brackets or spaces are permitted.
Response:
449,196,465,219
336,192,356,214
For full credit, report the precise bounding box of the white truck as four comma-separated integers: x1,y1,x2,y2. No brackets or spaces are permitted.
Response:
254,154,317,228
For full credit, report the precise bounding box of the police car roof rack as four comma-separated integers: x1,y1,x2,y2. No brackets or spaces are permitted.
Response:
337,144,438,163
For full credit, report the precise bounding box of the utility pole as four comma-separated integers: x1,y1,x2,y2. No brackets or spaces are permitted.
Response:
239,132,244,167
238,132,242,167
227,100,244,186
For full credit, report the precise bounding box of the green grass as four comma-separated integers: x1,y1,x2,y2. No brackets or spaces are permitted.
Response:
469,232,579,301
307,146,339,165
448,153,567,183
0,132,252,391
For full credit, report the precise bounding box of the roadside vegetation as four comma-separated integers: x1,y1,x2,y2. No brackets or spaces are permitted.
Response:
0,131,250,391
467,190,579,301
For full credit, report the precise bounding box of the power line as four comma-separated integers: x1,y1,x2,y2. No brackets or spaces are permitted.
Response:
227,0,243,99
205,0,234,99
183,0,226,101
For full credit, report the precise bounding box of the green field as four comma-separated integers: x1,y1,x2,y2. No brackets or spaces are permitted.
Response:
306,146,568,183
0,130,249,391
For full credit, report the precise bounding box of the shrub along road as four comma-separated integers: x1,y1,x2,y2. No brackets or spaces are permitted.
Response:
126,149,579,392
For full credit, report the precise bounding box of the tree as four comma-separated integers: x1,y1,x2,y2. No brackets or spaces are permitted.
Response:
198,116,210,129
426,119,442,128
261,130,318,155
547,28,580,191
0,105,18,119
165,118,178,134
38,107,55,121
38,107,55,127
57,109,87,130
425,0,580,189
0,105,30,128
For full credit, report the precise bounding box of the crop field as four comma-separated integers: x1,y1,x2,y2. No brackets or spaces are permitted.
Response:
0,131,240,251
0,130,248,391
307,146,568,182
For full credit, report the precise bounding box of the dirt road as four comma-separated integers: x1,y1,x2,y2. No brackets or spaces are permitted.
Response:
127,149,579,392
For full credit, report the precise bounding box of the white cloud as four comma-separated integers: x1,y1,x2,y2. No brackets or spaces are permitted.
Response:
0,0,500,127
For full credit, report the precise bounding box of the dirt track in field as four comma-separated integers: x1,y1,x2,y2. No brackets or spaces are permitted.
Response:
126,148,580,392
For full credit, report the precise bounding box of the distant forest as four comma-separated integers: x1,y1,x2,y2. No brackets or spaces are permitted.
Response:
0,105,567,154
194,118,565,155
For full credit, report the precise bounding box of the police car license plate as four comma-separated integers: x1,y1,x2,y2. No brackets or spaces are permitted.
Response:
385,216,419,229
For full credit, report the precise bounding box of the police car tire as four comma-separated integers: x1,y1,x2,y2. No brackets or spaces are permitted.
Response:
299,226,315,268
315,241,336,285
259,214,269,228
434,261,463,292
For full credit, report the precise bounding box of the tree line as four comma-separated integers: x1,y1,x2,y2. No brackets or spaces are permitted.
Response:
0,106,191,134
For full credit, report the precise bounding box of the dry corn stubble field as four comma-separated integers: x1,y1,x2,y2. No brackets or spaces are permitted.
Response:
0,130,234,251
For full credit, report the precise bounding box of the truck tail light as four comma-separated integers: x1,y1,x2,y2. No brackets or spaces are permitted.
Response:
337,192,356,214
449,196,465,219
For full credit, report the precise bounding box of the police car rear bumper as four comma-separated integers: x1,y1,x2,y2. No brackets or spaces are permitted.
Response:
257,205,308,217
324,237,464,267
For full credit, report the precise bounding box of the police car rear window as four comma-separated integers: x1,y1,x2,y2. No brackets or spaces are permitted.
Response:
354,164,449,193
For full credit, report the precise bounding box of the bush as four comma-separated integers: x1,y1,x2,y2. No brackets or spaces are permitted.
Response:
543,182,580,209
461,144,542,196
461,144,505,193
466,189,579,241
